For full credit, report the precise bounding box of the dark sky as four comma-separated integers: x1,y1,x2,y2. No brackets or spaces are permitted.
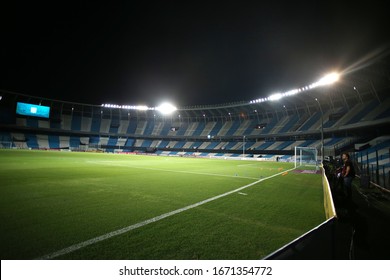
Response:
1,1,388,107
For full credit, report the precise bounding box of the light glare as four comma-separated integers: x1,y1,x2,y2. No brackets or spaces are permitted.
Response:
316,72,339,86
156,102,177,114
250,71,340,104
269,93,282,101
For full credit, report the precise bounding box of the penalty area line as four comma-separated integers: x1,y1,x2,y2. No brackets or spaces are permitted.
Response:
37,167,296,260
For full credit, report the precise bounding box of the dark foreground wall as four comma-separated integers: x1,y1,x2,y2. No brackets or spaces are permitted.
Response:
264,218,336,260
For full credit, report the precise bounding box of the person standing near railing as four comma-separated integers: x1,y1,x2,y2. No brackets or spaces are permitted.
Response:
342,152,356,199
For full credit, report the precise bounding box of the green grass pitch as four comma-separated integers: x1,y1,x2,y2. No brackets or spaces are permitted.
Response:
0,150,325,259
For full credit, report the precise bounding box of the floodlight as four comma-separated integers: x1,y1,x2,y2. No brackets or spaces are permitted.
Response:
316,72,339,86
136,105,149,111
156,102,177,114
268,93,282,101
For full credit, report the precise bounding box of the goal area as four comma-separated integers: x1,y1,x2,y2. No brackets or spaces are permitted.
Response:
294,146,318,169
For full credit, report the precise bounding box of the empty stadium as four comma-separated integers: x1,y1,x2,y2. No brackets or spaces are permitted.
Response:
1,56,390,260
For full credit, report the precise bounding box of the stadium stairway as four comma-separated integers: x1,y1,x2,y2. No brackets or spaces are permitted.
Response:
160,122,172,136
269,116,289,134
345,99,379,125
243,120,259,135
323,107,345,129
298,112,321,131
81,117,92,132
226,120,241,135
217,121,233,136
200,121,215,136
192,122,205,136
261,117,278,134
278,115,300,134
234,120,251,136
209,121,224,136
135,120,147,135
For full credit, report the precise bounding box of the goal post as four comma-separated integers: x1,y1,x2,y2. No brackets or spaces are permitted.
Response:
294,146,318,169
0,141,13,149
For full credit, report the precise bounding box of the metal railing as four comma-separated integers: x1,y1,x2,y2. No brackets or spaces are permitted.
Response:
353,151,390,189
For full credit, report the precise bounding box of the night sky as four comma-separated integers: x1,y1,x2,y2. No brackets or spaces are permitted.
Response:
1,1,388,107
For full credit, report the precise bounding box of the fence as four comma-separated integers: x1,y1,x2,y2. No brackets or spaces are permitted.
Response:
353,149,390,189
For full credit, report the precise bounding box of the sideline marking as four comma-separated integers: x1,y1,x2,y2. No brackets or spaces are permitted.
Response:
37,167,296,260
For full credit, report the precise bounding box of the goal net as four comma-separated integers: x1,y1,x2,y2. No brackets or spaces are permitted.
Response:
0,141,13,149
294,146,318,169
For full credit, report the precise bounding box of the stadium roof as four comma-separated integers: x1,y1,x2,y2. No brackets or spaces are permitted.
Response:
1,53,389,121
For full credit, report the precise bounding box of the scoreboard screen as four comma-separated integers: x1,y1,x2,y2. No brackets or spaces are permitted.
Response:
16,102,50,118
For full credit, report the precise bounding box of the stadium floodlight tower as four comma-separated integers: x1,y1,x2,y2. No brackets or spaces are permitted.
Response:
313,72,339,161
242,135,246,157
314,98,324,161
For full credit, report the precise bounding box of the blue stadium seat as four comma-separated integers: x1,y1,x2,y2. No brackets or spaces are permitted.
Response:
226,121,241,135
71,114,82,131
48,135,60,149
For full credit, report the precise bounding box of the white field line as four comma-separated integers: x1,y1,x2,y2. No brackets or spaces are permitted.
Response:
87,160,260,180
236,163,286,169
37,167,296,260
236,163,260,167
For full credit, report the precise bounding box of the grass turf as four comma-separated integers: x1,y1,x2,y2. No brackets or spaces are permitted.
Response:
0,150,325,259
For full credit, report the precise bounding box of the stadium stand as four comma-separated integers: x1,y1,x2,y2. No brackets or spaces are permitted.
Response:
1,58,389,186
